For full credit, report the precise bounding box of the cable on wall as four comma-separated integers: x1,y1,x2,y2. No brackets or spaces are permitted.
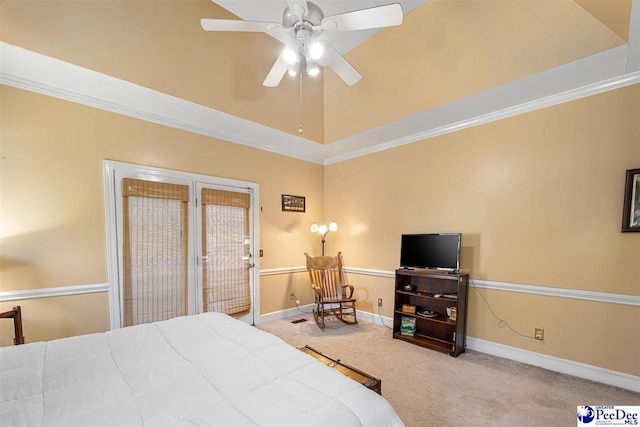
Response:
470,278,537,340
377,305,392,329
295,300,313,314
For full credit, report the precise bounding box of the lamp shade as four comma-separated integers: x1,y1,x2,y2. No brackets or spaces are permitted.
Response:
329,221,337,232
310,222,318,233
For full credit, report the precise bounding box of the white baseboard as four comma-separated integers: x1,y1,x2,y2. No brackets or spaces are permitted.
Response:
356,309,395,329
259,307,639,394
256,304,315,324
257,306,395,328
465,337,639,393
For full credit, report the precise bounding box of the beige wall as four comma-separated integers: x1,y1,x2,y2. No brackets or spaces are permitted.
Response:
3,0,629,146
323,0,626,142
324,84,640,376
575,0,633,40
2,84,637,376
0,0,325,142
0,293,110,345
0,85,324,344
1,0,638,379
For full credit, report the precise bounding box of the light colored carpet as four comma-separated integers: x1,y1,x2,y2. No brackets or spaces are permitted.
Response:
257,313,639,427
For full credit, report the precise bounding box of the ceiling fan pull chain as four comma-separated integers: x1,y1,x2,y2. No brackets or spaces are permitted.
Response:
298,68,304,134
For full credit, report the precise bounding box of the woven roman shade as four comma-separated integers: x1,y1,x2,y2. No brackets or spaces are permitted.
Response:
201,188,251,316
122,178,189,327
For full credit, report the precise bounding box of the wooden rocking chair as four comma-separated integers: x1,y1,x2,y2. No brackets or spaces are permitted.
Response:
305,252,357,329
0,306,25,345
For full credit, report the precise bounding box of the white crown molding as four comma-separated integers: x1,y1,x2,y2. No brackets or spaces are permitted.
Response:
1,35,639,166
323,46,639,164
0,43,326,165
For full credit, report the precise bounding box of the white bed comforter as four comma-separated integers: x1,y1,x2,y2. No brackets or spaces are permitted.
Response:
0,312,403,426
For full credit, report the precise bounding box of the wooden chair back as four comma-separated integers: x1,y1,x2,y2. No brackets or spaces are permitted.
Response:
0,306,25,345
305,252,349,302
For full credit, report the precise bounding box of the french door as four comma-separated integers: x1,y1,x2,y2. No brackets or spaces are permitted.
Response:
197,184,254,324
104,161,259,329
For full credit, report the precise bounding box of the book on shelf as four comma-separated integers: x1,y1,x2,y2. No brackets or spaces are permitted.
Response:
400,316,416,336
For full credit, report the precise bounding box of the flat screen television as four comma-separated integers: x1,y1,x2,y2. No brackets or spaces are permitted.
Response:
400,233,461,271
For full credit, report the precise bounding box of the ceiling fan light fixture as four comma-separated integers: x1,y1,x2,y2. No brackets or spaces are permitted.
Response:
287,61,300,77
283,46,299,65
201,1,404,88
306,60,321,77
308,41,324,60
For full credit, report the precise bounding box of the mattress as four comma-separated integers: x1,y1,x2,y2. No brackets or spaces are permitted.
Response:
0,312,404,426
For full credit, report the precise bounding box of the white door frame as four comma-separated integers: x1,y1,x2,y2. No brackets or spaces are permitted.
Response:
103,160,260,329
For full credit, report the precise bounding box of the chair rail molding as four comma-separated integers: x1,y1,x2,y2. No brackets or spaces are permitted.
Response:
0,283,109,302
3,268,637,308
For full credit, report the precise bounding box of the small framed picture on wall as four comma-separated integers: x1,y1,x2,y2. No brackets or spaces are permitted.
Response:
621,168,640,232
282,194,305,212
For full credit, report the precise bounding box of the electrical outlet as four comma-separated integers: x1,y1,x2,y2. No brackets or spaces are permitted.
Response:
259,250,263,257
535,328,544,341
290,292,296,301
378,298,383,307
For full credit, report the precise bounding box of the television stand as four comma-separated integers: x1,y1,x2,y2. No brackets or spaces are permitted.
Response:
393,269,469,357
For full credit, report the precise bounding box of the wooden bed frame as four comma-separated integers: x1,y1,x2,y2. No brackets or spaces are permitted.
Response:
0,305,25,345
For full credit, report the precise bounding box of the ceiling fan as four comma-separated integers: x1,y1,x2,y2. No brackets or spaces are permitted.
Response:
201,0,403,87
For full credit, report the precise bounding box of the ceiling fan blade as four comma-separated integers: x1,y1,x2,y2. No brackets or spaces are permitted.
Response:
200,18,276,33
319,3,403,32
263,49,289,87
286,0,308,22
316,42,362,86
201,19,293,45
265,25,295,45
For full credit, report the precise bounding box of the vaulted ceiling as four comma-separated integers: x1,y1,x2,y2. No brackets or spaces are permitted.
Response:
1,0,638,164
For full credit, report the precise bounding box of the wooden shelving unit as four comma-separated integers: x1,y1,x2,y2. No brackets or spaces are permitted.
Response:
393,269,469,357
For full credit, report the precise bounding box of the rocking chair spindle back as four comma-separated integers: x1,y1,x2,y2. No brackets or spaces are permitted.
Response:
305,252,358,329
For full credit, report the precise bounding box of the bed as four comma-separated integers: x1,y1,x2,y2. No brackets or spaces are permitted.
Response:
0,312,404,426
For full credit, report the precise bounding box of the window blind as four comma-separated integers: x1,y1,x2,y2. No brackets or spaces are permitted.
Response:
201,189,251,316
122,178,189,327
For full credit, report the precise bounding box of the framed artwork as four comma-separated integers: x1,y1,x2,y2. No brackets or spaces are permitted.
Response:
282,194,305,212
621,168,640,232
